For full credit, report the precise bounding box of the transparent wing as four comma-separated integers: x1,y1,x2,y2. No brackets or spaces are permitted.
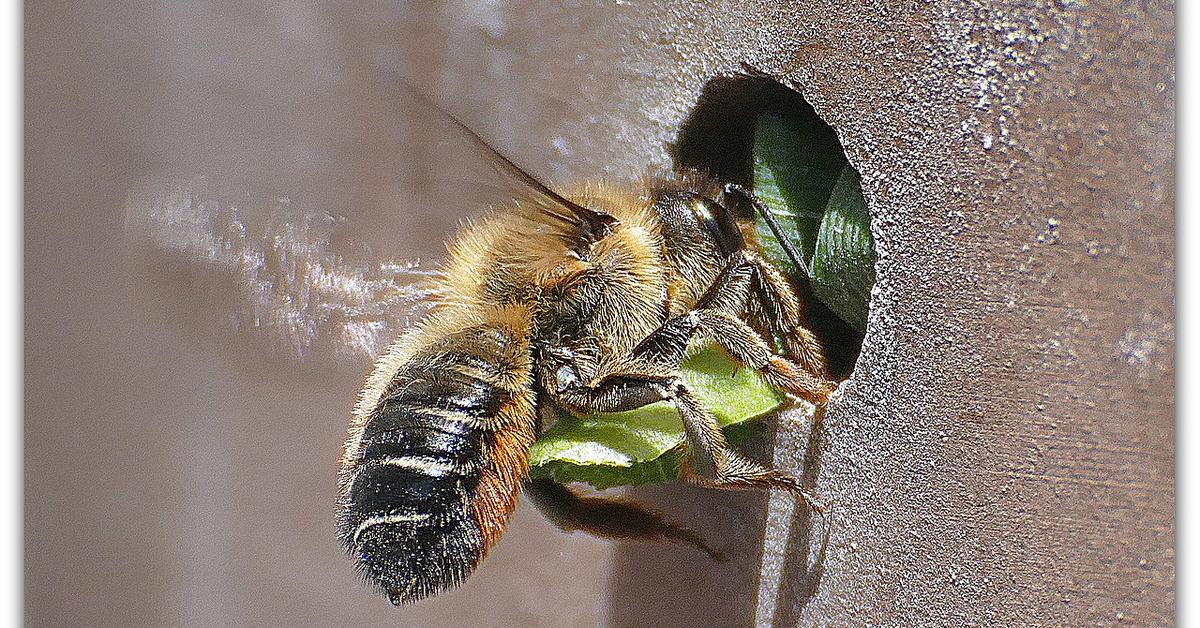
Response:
125,176,438,362
395,86,616,248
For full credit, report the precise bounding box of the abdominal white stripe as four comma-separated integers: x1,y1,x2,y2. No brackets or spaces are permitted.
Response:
372,391,484,426
374,455,460,476
353,511,432,547
414,405,483,425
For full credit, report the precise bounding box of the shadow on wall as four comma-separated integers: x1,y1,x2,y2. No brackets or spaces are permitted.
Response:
604,413,828,627
605,483,771,626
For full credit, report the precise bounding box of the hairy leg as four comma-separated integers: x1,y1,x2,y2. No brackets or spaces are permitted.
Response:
543,245,832,546
557,373,824,514
628,252,834,403
749,254,828,377
722,181,829,376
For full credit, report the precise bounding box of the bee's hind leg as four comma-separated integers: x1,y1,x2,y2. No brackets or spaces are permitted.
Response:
525,478,726,561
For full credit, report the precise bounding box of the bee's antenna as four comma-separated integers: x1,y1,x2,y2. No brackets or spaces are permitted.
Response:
723,182,811,277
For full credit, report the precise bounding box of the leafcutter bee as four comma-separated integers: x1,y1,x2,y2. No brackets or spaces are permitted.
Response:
334,95,835,605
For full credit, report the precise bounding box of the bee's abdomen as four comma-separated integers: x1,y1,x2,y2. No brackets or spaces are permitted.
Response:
339,328,533,606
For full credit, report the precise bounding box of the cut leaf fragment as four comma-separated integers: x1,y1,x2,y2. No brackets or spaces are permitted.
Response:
811,167,875,332
527,347,783,489
752,114,876,332
751,114,848,278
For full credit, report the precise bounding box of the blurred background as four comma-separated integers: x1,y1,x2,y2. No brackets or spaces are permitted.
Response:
26,1,1175,626
26,3,673,626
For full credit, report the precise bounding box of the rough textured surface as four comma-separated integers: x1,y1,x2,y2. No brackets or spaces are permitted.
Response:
26,1,1172,626
595,1,1176,626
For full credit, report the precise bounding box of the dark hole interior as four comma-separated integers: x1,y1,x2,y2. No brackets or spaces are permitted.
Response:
671,74,866,379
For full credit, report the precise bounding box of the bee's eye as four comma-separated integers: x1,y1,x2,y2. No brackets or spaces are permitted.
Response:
689,195,744,257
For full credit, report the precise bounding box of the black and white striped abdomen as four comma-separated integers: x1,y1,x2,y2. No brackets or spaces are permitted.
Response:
338,329,531,606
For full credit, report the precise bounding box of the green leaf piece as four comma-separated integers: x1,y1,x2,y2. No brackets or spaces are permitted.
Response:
752,113,876,332
751,114,848,277
811,166,875,332
527,347,783,489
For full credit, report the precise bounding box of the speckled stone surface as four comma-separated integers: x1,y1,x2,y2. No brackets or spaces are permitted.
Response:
587,2,1175,626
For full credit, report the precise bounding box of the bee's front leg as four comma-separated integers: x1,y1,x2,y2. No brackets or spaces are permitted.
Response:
722,182,829,377
748,254,828,378
635,252,835,404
